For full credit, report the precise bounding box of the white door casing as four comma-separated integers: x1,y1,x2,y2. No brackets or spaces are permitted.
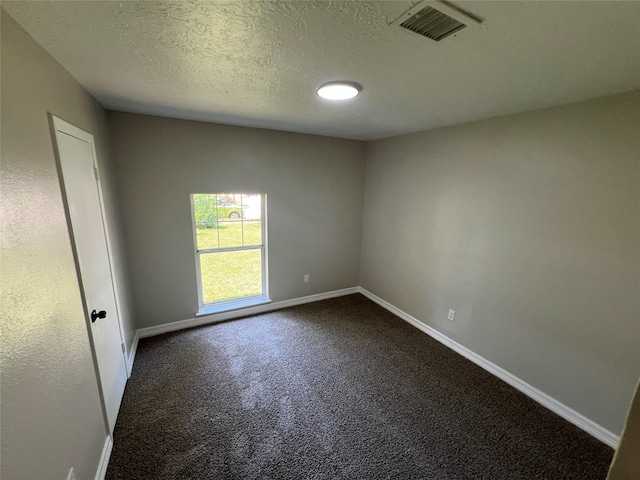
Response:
51,116,128,433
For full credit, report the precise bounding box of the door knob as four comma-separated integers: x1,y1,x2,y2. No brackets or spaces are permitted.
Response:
91,309,107,323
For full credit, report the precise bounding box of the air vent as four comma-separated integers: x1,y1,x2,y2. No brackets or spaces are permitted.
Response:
392,1,482,42
401,6,465,41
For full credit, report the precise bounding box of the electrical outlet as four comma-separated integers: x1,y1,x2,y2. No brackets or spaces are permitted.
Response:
448,309,456,321
304,274,310,283
66,468,76,480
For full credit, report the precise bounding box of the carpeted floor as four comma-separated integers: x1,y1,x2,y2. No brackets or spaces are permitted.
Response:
106,294,613,479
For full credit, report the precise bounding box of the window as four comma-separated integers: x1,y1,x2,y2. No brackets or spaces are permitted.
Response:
191,193,269,314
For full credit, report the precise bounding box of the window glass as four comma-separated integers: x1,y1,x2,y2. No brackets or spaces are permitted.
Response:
200,250,262,304
192,193,266,309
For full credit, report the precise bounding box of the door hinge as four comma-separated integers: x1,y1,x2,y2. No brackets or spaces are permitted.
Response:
93,166,99,182
121,342,126,355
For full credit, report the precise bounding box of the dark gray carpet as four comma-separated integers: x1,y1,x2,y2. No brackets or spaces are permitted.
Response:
107,294,613,479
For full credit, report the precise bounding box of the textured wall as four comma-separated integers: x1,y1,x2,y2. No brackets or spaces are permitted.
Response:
360,91,640,436
108,112,367,328
0,10,134,479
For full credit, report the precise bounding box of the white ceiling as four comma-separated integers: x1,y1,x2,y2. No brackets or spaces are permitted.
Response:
4,1,640,140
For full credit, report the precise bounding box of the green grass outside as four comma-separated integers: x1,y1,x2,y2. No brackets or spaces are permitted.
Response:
196,220,262,250
196,221,263,304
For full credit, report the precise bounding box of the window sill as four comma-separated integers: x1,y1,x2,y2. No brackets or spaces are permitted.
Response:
196,296,272,317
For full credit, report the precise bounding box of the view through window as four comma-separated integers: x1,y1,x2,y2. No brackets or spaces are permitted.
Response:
191,193,267,310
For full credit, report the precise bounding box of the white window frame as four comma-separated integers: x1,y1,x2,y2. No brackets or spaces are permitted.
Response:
191,193,270,316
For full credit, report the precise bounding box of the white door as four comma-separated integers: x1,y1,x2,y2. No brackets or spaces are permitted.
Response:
52,116,128,433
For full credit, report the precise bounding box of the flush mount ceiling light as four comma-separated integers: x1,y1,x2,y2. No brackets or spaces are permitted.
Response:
316,82,361,100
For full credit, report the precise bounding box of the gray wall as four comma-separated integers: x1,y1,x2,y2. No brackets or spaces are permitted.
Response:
108,112,367,328
360,91,640,436
0,10,136,479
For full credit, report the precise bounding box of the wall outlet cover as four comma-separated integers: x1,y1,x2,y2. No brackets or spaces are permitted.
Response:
448,309,456,321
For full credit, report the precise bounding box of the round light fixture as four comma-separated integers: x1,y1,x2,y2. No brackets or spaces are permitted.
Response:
317,82,361,100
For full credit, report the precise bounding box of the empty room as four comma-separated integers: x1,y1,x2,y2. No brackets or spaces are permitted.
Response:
1,1,639,479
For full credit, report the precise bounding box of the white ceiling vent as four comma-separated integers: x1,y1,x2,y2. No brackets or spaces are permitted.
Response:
392,1,482,42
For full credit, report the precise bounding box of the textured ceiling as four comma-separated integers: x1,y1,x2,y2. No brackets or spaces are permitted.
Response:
3,1,640,140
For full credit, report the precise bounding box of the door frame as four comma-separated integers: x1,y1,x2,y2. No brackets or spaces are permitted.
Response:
49,114,130,429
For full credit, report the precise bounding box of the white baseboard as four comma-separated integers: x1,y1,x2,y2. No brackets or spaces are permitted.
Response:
136,287,360,340
126,331,139,378
94,435,113,480
357,287,619,449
